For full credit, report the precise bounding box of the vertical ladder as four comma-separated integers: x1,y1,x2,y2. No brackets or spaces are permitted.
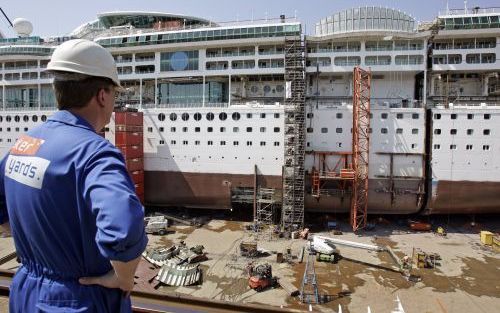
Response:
281,35,306,232
300,246,320,304
312,170,320,197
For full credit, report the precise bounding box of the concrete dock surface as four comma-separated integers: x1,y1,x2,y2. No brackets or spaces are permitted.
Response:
0,215,499,312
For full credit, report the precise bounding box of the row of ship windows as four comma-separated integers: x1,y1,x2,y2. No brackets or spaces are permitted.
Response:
150,126,281,133
0,127,29,132
160,140,281,147
0,115,47,123
434,129,491,135
433,144,492,151
168,155,280,161
162,112,420,122
432,53,496,65
434,113,491,120
306,127,420,134
147,126,421,135
159,112,280,122
306,112,420,119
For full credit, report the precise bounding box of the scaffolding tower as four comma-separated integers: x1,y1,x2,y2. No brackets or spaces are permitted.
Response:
254,188,278,239
281,36,306,232
351,66,372,232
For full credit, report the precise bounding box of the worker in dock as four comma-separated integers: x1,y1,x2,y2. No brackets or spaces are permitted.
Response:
0,39,148,312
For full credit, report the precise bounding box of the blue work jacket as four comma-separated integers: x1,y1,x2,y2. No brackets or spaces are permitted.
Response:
0,110,148,312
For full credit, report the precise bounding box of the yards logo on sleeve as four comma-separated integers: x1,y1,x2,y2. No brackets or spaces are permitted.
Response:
5,155,50,189
6,135,49,189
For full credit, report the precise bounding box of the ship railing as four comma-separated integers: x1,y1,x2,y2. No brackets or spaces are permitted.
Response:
439,7,500,16
153,102,229,109
430,101,500,108
306,97,423,108
87,16,299,40
3,106,44,111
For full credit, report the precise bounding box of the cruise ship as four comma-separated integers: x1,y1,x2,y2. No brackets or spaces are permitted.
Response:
0,6,499,217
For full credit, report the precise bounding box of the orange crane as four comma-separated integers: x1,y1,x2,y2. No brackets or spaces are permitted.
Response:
351,66,371,232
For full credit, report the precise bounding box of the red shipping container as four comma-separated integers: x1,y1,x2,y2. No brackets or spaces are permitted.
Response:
115,124,143,132
115,131,142,146
129,170,144,184
125,158,143,172
134,183,144,196
136,193,145,204
117,144,143,159
114,111,143,126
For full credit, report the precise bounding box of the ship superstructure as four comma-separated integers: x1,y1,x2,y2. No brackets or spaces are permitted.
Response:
0,7,499,215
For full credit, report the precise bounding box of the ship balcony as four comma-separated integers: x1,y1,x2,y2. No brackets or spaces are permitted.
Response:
433,62,499,71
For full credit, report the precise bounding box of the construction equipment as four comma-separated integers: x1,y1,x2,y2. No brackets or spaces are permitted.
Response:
312,235,407,273
311,235,338,255
144,216,169,235
413,248,441,269
409,221,431,231
240,241,259,258
480,231,494,245
248,263,277,292
436,226,447,236
316,253,338,263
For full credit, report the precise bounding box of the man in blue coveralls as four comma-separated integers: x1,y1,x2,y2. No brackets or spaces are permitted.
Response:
0,39,148,312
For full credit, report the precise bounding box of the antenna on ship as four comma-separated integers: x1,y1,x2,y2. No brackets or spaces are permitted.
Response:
0,7,13,28
464,0,468,12
445,0,450,14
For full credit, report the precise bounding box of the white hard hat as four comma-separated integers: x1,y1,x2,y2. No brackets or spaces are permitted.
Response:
47,39,121,87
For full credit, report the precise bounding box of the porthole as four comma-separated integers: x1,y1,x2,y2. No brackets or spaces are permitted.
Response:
206,112,214,121
14,116,20,122
219,112,227,120
181,113,189,121
6,116,11,122
41,115,47,122
194,113,202,121
250,85,259,93
232,112,240,121
263,85,271,93
169,113,177,121
0,116,2,122
158,113,166,121
276,85,284,93
32,115,38,122
23,115,29,122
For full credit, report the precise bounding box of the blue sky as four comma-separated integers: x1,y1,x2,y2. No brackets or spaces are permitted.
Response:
1,0,499,37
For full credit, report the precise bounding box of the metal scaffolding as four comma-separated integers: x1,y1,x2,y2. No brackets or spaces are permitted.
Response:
351,66,371,232
281,36,306,232
309,151,354,198
254,188,278,239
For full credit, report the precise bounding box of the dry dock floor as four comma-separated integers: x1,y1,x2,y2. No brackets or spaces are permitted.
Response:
0,216,499,312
